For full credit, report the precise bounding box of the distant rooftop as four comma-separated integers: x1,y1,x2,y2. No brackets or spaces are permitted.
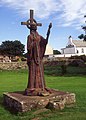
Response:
72,40,86,47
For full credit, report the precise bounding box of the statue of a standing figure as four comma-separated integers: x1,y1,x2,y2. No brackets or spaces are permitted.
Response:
21,10,52,96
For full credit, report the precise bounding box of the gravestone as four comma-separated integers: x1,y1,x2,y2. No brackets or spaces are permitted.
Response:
3,9,76,112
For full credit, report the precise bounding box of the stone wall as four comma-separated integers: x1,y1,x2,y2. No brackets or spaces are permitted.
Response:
0,62,27,70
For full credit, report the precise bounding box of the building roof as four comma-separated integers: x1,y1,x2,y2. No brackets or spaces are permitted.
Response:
72,40,86,47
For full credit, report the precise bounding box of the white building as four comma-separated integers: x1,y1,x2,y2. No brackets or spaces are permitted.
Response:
61,36,86,56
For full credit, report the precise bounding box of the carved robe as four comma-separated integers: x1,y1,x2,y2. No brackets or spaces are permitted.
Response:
27,31,47,91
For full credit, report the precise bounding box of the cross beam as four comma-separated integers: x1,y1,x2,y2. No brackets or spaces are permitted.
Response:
21,9,42,29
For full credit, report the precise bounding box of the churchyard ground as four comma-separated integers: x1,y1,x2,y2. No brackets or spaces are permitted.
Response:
0,66,86,120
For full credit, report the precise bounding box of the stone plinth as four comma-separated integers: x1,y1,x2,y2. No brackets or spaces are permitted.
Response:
3,90,76,112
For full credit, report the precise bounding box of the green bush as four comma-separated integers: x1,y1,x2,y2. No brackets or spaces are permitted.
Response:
69,55,86,62
68,59,85,67
61,64,67,74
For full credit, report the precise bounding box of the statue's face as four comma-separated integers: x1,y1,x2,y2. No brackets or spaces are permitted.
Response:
31,24,37,30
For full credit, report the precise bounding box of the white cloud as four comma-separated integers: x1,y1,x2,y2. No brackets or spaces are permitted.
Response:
59,0,86,27
0,0,59,18
0,0,86,29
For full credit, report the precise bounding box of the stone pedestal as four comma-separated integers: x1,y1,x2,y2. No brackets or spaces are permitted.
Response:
3,90,76,112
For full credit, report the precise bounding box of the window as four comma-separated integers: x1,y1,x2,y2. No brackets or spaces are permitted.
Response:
81,48,84,53
77,50,79,53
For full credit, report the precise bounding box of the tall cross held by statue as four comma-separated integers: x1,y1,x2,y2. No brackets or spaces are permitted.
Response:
21,9,42,31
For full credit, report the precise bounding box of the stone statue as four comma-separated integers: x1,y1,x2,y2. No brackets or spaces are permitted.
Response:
21,10,52,96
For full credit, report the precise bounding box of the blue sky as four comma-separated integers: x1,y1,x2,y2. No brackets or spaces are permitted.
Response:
0,0,86,52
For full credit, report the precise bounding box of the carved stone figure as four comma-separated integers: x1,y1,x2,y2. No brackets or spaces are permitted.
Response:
21,10,52,95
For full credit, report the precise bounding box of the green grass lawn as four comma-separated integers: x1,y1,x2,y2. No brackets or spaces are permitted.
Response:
0,66,86,120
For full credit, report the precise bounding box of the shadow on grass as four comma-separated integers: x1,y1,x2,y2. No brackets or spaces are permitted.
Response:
0,96,3,105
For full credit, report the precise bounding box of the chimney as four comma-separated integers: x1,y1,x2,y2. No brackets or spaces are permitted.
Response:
69,36,72,41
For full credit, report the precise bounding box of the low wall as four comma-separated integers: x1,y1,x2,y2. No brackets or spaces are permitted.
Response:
0,62,28,70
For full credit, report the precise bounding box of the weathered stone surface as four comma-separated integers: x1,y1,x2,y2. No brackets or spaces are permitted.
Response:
46,99,65,110
3,90,76,112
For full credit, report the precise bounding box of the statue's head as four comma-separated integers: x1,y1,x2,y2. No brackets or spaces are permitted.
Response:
26,19,37,31
30,21,37,31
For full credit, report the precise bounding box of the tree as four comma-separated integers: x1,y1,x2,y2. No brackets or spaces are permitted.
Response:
78,34,86,41
23,52,28,58
53,50,61,55
78,34,84,39
78,16,86,41
0,40,25,56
